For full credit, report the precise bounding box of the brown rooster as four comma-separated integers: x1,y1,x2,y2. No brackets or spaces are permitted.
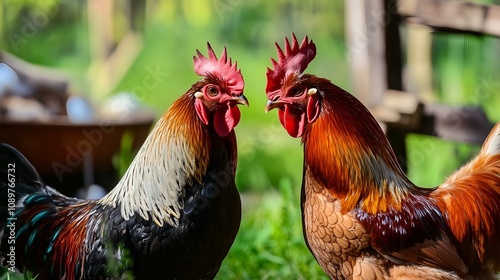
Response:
265,34,500,280
0,43,248,279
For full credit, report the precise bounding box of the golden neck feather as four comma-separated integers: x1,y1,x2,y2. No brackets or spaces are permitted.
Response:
303,85,414,214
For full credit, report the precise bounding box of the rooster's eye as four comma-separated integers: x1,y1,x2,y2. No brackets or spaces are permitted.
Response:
207,86,219,96
290,87,303,97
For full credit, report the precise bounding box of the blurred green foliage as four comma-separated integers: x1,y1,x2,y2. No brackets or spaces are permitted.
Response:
1,0,500,279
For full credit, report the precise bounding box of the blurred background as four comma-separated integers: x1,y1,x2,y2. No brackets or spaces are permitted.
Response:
1,0,500,279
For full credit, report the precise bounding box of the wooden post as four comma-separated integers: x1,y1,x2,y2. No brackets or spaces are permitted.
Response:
383,0,408,171
384,0,403,91
87,0,114,99
87,0,142,100
345,0,387,107
0,2,4,50
398,0,500,37
406,24,434,103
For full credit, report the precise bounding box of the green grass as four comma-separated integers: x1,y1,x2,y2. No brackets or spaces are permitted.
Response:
218,179,327,280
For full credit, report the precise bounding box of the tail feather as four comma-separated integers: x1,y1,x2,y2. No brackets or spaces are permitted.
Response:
0,144,112,279
0,143,44,190
482,122,500,156
0,143,46,226
433,122,500,272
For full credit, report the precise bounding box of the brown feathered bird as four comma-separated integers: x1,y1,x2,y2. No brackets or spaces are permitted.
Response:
0,43,248,279
265,34,500,279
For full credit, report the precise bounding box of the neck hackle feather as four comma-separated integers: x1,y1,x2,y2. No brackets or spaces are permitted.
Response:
99,93,210,227
303,81,415,214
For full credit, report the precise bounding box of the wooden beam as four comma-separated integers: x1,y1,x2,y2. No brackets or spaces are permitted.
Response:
417,104,494,145
398,0,500,37
370,90,421,128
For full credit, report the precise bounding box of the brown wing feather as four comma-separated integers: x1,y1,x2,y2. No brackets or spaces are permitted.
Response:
385,236,468,275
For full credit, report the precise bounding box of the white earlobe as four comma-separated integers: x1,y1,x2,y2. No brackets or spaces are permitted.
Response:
307,88,317,95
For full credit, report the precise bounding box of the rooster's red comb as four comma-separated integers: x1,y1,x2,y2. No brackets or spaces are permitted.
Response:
193,43,244,93
266,34,316,95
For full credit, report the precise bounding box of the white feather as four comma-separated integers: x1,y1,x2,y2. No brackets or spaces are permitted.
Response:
99,115,203,227
484,122,500,156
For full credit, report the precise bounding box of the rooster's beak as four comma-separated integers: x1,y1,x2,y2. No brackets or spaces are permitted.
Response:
265,99,286,113
233,95,249,107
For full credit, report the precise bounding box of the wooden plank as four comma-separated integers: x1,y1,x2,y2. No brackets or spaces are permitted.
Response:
370,90,421,127
416,104,494,145
398,0,500,37
370,91,493,145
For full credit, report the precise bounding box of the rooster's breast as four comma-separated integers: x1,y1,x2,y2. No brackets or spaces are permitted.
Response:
301,169,385,279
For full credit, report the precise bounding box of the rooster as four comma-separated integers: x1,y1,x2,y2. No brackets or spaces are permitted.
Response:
0,43,248,280
265,34,500,280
